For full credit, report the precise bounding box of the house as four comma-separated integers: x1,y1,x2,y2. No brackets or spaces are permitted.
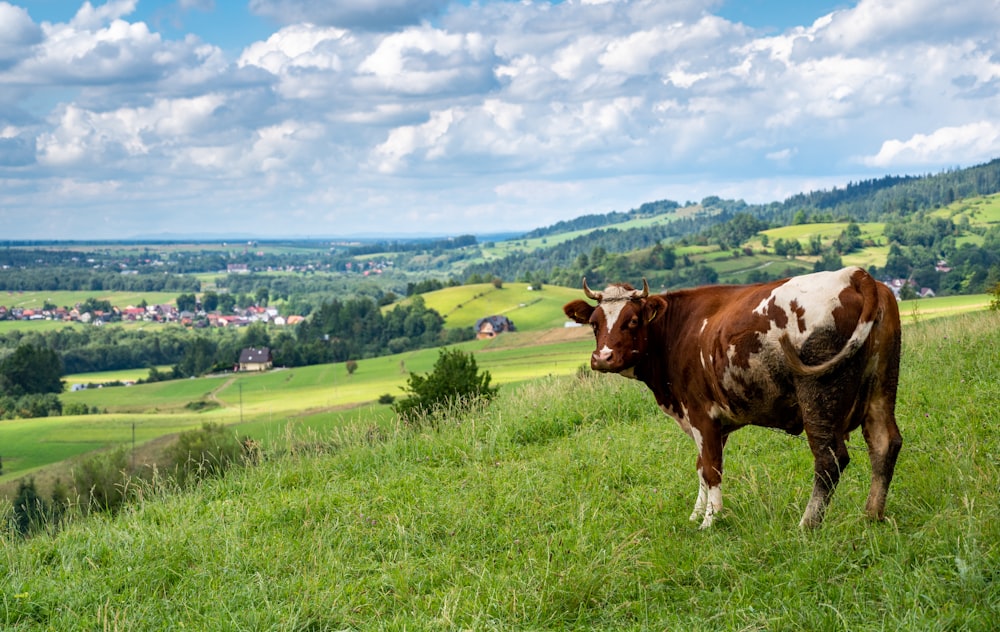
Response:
475,315,516,339
238,347,273,372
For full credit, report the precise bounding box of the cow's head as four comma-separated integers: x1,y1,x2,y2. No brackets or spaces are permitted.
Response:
563,278,667,374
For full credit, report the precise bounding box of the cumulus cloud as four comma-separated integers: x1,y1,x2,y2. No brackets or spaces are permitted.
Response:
862,121,1000,167
1,0,999,238
0,2,42,69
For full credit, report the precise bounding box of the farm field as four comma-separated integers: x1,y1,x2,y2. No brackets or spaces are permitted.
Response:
0,290,178,311
0,328,593,485
402,282,583,330
1,310,997,629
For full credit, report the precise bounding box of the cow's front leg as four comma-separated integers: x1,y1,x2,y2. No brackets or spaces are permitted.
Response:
690,426,725,529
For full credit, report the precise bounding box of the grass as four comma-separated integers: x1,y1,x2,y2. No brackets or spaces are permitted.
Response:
396,282,583,330
1,310,997,629
0,290,177,311
1,328,593,485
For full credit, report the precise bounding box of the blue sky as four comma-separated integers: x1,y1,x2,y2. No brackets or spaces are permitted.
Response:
2,0,998,239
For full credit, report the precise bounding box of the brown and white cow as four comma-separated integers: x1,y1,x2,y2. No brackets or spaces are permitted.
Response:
564,266,902,528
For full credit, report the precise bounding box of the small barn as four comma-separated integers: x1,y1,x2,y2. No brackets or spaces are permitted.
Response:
475,315,516,340
238,347,273,372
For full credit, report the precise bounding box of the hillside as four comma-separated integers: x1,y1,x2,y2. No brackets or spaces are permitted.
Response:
2,311,998,629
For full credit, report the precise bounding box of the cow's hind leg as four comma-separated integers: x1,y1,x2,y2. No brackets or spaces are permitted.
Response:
800,428,850,528
862,395,902,520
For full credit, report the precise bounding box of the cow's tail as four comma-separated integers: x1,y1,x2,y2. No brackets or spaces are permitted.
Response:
780,269,882,377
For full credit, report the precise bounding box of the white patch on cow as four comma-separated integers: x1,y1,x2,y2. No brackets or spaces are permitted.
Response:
596,285,639,333
752,267,857,345
707,402,731,420
689,424,703,453
700,318,708,334
690,471,708,522
659,403,693,437
700,484,723,529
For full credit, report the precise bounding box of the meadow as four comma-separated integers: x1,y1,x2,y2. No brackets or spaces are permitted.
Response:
0,326,593,487
0,310,997,629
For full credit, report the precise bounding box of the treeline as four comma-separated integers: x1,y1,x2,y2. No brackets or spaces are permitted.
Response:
460,203,738,286
523,199,681,239
758,158,1000,225
293,295,472,362
343,234,478,256
0,268,200,293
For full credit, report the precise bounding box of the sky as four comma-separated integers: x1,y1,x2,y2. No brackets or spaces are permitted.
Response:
1,0,998,240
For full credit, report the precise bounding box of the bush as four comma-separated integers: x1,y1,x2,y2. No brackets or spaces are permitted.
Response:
392,348,498,423
73,446,133,514
164,422,250,486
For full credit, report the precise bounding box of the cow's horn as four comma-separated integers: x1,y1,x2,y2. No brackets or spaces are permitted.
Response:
582,278,601,301
639,278,649,298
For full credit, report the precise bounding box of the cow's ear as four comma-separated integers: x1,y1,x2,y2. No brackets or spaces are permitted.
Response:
643,296,667,323
563,299,595,324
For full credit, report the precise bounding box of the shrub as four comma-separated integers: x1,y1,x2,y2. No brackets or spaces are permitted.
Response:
73,446,133,514
164,422,250,487
392,348,498,423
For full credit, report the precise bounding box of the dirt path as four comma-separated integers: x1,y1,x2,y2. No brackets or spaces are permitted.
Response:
209,376,237,407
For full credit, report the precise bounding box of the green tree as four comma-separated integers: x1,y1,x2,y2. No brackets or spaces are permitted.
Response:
202,291,220,312
0,344,64,397
393,348,498,422
176,293,197,312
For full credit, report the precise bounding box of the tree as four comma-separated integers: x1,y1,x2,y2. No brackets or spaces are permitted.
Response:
393,348,498,422
201,291,220,312
176,293,197,312
0,344,64,397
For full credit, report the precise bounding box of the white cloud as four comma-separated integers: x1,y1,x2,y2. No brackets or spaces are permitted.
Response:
862,121,1000,167
0,2,42,67
2,0,999,238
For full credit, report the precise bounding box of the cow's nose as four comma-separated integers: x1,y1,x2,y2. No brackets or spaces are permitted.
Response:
594,346,613,362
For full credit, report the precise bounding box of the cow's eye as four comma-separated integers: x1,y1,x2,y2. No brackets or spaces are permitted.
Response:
628,315,640,328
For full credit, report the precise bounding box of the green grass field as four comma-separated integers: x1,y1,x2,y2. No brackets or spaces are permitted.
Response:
1,310,997,629
0,290,177,311
398,282,583,330
1,286,986,486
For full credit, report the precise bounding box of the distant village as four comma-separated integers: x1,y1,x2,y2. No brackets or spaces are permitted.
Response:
0,298,304,328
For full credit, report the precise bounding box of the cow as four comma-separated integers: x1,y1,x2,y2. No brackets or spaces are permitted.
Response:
563,266,902,528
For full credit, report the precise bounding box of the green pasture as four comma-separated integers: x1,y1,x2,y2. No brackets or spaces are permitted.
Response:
401,282,582,330
2,310,997,629
62,366,173,386
932,191,1000,227
3,331,594,483
0,290,177,310
899,293,991,324
2,285,991,485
